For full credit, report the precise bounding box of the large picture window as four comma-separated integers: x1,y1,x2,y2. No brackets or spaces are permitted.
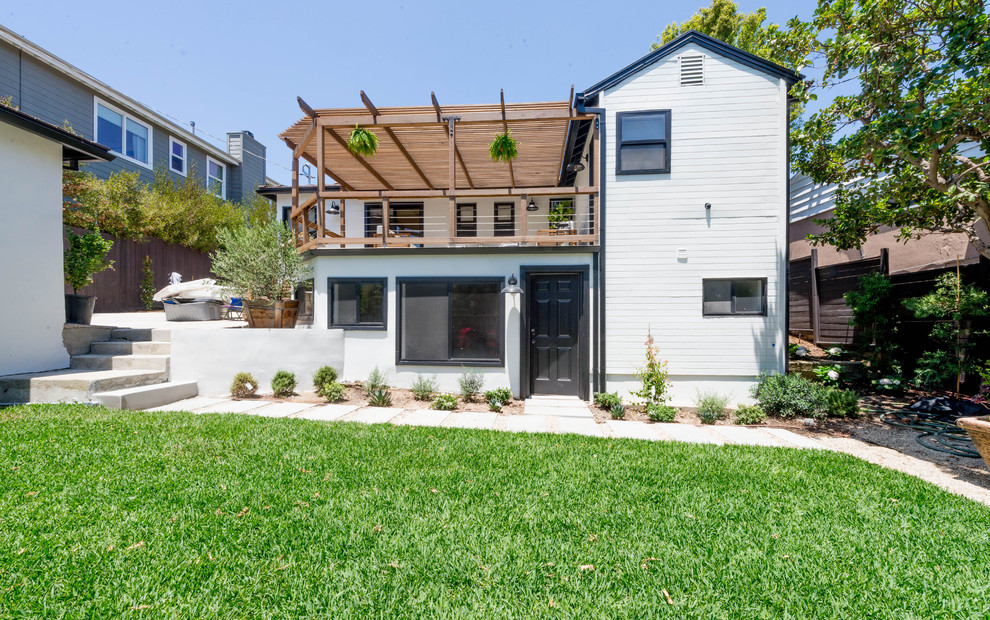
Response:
702,278,767,316
329,278,386,329
398,278,503,365
616,110,670,175
95,99,151,167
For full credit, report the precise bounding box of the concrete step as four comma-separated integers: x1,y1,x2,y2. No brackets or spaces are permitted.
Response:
70,354,170,372
0,368,169,404
110,328,170,343
90,340,171,355
93,381,198,410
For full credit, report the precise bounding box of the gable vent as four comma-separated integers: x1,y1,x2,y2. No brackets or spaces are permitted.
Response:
680,54,704,86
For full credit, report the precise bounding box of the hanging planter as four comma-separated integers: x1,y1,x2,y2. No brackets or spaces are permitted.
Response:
489,130,518,163
347,125,379,157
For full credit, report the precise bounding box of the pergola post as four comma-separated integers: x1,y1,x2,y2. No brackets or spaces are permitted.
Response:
445,115,458,244
291,155,304,245
592,122,600,243
317,126,326,241
382,196,390,247
519,194,528,242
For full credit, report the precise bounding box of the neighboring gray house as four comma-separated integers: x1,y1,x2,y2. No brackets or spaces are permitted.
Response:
0,24,265,202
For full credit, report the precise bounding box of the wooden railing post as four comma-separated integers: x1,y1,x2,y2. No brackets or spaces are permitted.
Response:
519,194,528,243
382,197,390,247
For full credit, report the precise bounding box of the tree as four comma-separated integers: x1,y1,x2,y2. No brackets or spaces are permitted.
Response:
793,0,990,260
653,0,812,71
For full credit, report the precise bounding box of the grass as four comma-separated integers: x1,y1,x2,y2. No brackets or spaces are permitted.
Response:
1,404,989,617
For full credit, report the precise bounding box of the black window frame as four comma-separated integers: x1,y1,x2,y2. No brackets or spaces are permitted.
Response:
616,110,671,175
328,277,388,330
702,278,768,316
494,202,515,237
456,202,477,237
396,276,505,366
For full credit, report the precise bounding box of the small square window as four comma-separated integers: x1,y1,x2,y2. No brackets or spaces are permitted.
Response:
616,110,670,175
702,279,767,316
329,278,386,329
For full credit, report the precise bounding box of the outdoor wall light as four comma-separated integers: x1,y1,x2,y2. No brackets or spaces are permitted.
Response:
566,162,586,173
526,199,538,212
501,274,523,295
705,202,712,210
326,200,340,214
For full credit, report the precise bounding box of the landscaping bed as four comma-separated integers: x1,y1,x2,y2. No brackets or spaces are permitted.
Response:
2,404,989,616
237,384,525,415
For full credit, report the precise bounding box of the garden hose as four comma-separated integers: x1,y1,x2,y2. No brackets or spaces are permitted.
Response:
871,407,982,458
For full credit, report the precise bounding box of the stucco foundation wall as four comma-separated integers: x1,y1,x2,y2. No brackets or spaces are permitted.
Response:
606,374,758,409
171,329,344,397
0,122,70,375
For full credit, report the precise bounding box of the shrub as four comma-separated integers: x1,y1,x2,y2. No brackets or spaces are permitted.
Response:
367,388,392,408
695,390,729,424
363,366,389,394
458,369,485,402
212,218,309,303
872,375,904,394
814,364,843,387
610,403,626,420
64,227,115,294
411,375,439,401
230,372,259,398
593,392,622,410
735,404,766,425
823,388,860,418
646,403,677,423
487,397,504,412
484,387,513,404
320,382,347,402
751,373,828,419
139,255,155,310
845,272,899,376
431,394,458,411
271,370,297,398
633,333,672,406
313,365,338,389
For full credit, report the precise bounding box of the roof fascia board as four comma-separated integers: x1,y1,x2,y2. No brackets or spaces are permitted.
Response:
0,105,114,162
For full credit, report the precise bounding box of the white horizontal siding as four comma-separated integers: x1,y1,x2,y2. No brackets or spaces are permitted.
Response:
601,42,788,384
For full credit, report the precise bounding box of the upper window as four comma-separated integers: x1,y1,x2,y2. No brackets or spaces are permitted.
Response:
169,137,187,175
329,278,386,329
494,202,515,237
207,157,225,199
95,99,151,167
456,203,477,237
616,110,670,175
398,278,503,365
702,278,767,316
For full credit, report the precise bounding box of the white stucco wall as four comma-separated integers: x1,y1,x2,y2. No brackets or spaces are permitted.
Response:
0,121,70,375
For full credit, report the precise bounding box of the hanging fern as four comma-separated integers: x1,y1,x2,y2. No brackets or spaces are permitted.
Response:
347,125,379,157
489,130,518,163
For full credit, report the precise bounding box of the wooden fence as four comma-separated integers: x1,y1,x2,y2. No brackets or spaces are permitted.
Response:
63,227,213,313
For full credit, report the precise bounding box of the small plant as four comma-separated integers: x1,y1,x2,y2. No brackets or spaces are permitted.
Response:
313,366,339,395
64,227,115,294
845,272,898,376
594,392,622,410
484,387,513,405
458,369,485,402
752,373,828,419
547,200,573,229
411,375,439,401
823,388,860,418
0,94,15,109
271,370,297,398
872,375,903,394
610,402,626,420
431,393,458,411
139,255,155,310
230,372,259,398
488,129,518,162
826,347,845,359
347,125,379,157
814,364,843,387
977,362,990,386
645,403,677,423
735,404,766,425
487,397,504,412
695,390,729,424
320,381,347,402
367,388,392,408
792,345,809,358
363,366,389,394
633,332,672,407
788,343,800,357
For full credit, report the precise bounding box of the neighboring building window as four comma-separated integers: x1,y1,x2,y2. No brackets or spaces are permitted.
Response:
616,110,670,175
95,99,151,167
207,157,225,198
702,279,767,316
494,202,515,237
398,278,503,365
169,137,186,175
329,278,386,329
456,203,477,237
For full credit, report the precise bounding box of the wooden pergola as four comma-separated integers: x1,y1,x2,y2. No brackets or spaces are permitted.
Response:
279,91,599,249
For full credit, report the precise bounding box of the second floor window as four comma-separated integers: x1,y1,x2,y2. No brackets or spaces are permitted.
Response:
207,158,225,198
169,138,186,175
95,100,151,167
616,110,670,175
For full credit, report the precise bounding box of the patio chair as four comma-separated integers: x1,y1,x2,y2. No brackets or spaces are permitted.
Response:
223,297,244,320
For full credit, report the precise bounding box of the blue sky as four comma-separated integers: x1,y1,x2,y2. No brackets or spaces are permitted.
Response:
3,0,821,186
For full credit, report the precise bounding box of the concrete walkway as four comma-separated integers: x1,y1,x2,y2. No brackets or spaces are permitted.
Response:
146,396,990,507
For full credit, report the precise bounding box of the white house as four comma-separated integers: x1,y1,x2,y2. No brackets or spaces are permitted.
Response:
275,31,798,405
0,104,113,376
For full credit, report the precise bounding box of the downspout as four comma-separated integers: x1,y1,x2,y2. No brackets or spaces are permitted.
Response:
577,97,606,393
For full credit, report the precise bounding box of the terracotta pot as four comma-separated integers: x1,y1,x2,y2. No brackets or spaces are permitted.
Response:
243,300,300,329
957,415,990,470
65,294,97,325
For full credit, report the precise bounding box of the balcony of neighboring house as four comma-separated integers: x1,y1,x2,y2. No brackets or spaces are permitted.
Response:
278,92,599,250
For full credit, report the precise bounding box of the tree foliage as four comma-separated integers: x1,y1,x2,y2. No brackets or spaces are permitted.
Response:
793,0,990,260
210,219,310,302
63,228,114,294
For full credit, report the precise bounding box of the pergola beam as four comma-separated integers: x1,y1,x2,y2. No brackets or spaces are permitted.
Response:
284,137,355,192
297,96,317,119
325,128,395,191
362,90,435,190
313,108,591,128
317,186,598,199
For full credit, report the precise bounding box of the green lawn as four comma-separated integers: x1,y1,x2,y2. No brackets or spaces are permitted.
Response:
1,405,988,618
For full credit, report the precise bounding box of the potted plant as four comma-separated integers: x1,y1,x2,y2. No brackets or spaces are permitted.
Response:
958,363,990,470
63,227,114,324
347,125,379,157
547,200,573,230
211,219,311,328
489,129,518,163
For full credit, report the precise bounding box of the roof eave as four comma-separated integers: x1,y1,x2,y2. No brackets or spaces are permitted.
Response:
0,105,114,164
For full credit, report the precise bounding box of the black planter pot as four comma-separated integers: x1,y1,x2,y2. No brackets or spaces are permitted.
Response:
65,294,97,325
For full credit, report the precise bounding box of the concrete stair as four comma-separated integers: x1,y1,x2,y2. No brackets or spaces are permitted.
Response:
0,326,194,409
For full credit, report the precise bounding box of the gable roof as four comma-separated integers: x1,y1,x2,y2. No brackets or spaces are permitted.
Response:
576,30,802,104
0,104,114,167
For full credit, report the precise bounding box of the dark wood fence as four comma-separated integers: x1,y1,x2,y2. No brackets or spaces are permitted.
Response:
63,227,213,313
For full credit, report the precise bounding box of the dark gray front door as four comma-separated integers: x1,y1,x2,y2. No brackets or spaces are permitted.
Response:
528,273,582,396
